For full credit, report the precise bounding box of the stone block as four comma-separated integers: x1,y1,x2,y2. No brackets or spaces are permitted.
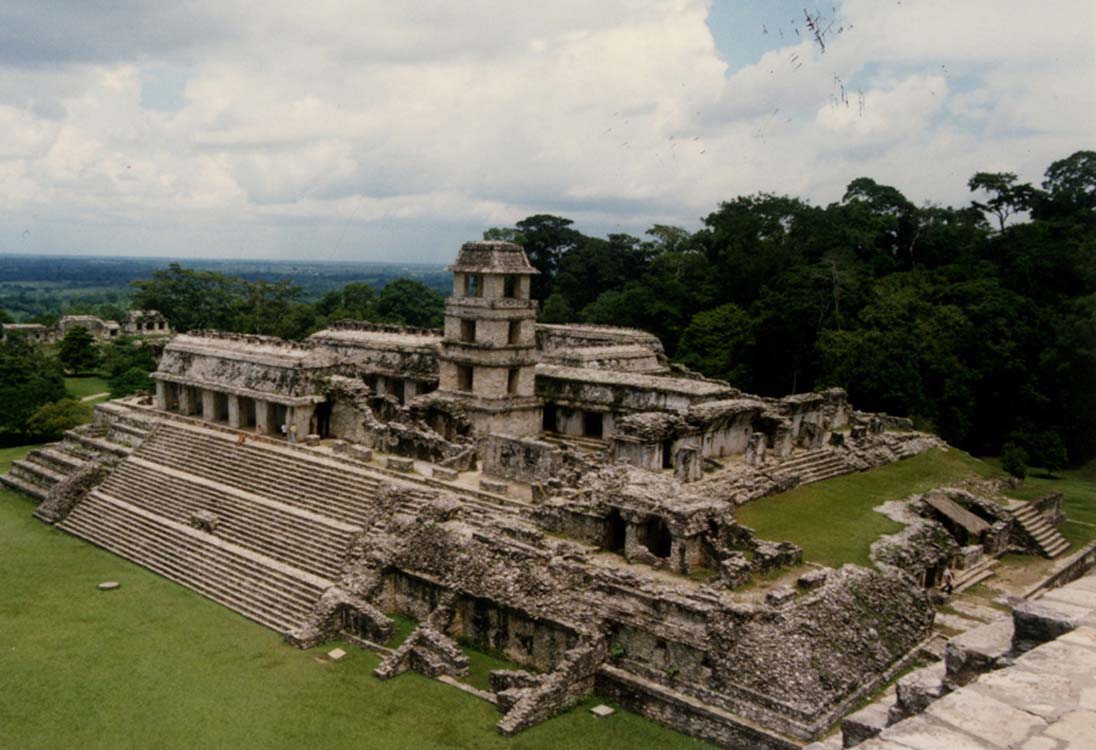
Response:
330,440,349,455
925,689,1046,749
892,661,947,721
98,581,120,591
766,585,796,606
432,466,459,481
386,457,414,473
944,618,1014,688
1012,599,1087,650
720,553,752,589
842,699,892,747
973,664,1077,721
480,479,508,495
1044,709,1096,747
305,433,321,446
879,714,995,750
1041,586,1096,611
590,704,615,718
349,445,373,462
327,648,347,661
797,568,829,590
954,545,984,570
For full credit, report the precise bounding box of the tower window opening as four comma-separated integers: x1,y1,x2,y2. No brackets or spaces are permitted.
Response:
464,274,483,298
508,320,521,345
460,319,476,343
507,368,520,395
457,365,474,392
503,274,517,298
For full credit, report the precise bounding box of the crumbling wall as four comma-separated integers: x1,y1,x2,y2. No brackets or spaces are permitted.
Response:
33,457,114,524
706,565,934,734
496,635,607,736
479,434,563,482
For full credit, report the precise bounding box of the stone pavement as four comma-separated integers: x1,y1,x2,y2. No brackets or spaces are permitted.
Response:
850,573,1096,749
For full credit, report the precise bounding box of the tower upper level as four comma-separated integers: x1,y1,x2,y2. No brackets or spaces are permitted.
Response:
446,241,539,301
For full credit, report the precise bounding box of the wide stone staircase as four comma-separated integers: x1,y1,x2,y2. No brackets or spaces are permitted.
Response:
60,492,329,633
99,458,357,580
135,421,383,527
1010,503,1070,558
53,419,390,637
768,448,854,486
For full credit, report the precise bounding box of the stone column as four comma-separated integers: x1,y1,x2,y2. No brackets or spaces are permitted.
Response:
623,523,641,563
255,400,271,435
178,386,195,416
155,381,168,411
201,389,217,422
227,395,241,429
290,405,313,442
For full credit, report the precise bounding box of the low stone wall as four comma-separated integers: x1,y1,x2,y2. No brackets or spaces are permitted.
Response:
595,665,798,750
479,434,563,482
496,636,606,736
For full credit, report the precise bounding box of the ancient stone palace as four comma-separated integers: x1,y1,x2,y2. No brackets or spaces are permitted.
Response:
3,241,1074,748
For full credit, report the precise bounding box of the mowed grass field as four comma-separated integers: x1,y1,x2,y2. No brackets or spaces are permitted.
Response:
0,488,712,750
64,375,111,401
737,449,1000,568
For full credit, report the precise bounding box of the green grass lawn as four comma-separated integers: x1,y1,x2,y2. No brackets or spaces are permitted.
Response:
64,375,111,400
0,443,43,474
0,488,711,750
737,449,999,568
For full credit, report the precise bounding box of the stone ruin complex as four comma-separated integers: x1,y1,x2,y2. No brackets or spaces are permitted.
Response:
1,241,1076,748
1,310,170,344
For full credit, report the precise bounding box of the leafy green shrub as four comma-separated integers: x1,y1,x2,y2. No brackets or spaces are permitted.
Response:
26,399,93,440
1001,443,1029,480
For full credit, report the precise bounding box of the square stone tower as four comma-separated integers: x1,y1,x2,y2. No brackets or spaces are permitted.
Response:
436,241,543,437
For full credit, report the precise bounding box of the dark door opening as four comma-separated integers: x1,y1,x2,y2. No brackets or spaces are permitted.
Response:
583,411,603,439
542,404,558,432
662,439,674,469
643,516,673,559
315,398,333,438
605,508,627,553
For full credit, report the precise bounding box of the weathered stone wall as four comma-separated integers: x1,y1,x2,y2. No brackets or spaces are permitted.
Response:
705,565,934,734
479,434,563,482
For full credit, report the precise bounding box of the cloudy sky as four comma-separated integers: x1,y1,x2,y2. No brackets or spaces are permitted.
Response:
2,0,1093,262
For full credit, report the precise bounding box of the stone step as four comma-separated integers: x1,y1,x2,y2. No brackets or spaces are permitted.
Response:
63,429,133,457
113,474,351,570
54,511,320,631
101,463,351,579
59,492,327,633
31,446,87,474
151,424,383,498
954,558,997,593
9,460,64,488
136,438,377,525
82,490,330,598
0,472,48,501
1010,503,1070,559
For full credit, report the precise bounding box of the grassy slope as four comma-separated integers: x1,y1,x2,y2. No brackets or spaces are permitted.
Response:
737,449,999,568
64,375,111,400
0,489,711,750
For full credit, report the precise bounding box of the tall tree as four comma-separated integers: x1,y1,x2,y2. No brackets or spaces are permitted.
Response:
58,327,100,375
